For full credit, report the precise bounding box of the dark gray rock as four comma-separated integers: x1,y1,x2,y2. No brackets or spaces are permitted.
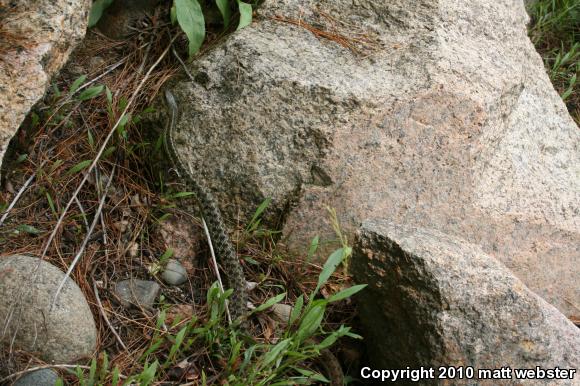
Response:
165,0,579,318
161,259,188,286
114,279,160,308
0,255,97,363
351,220,580,385
13,369,59,386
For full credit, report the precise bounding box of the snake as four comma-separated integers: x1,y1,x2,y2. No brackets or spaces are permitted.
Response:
163,90,344,385
163,89,247,321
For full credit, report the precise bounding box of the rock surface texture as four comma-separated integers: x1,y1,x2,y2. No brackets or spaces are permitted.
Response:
352,220,580,385
0,255,97,363
115,279,161,308
167,0,579,318
0,0,91,167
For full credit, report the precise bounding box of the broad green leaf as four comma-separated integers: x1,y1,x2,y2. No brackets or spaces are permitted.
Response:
69,75,87,95
16,224,42,235
170,3,177,25
159,248,173,263
168,326,187,359
139,361,158,385
247,197,271,231
99,352,109,382
262,338,291,367
46,192,56,215
306,235,319,262
294,367,330,383
105,86,113,105
67,159,92,175
156,309,167,328
88,358,97,385
315,247,346,294
327,284,367,303
241,344,257,372
16,153,27,163
237,1,252,30
169,191,196,199
88,0,113,27
215,0,231,28
288,294,304,326
315,331,340,350
175,0,206,57
101,146,116,159
78,85,104,101
251,292,286,313
111,366,120,386
296,304,325,342
87,129,94,148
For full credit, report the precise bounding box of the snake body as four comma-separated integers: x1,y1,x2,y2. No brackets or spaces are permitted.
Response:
163,90,344,384
163,90,247,321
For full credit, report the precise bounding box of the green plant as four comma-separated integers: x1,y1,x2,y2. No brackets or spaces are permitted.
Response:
62,235,365,384
88,0,255,58
173,0,254,57
529,0,579,121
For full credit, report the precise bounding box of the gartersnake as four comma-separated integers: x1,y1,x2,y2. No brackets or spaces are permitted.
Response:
163,90,344,385
163,89,247,321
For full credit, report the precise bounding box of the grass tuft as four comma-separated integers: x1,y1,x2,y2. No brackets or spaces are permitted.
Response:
529,0,580,123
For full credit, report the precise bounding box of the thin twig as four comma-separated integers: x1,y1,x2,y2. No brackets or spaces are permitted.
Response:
38,36,177,263
202,218,232,325
74,196,90,232
94,167,108,245
172,47,195,82
0,364,91,384
0,160,46,227
51,164,116,308
93,279,128,351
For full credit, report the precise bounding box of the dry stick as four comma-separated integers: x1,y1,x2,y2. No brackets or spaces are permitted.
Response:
93,279,128,351
0,365,90,384
172,47,195,81
74,196,90,232
202,217,232,325
38,36,177,265
0,160,47,227
94,167,108,245
51,164,116,309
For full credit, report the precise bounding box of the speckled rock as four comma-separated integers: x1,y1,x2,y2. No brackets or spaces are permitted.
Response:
115,279,160,308
0,0,91,168
352,220,580,385
13,369,59,386
162,259,188,286
166,0,579,318
0,255,97,363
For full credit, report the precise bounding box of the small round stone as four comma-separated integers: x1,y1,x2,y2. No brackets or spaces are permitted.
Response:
114,279,160,308
13,369,59,386
161,259,188,286
271,303,293,325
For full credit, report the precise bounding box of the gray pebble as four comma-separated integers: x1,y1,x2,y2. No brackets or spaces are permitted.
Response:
161,259,188,286
13,369,59,386
114,279,160,308
271,303,293,325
